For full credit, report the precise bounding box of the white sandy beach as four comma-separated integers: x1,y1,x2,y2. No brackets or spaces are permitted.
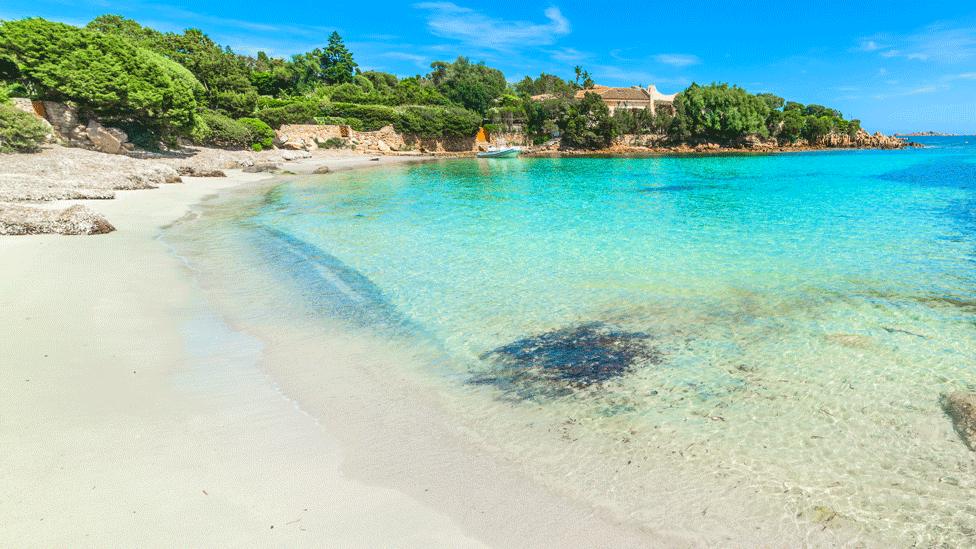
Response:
0,156,665,547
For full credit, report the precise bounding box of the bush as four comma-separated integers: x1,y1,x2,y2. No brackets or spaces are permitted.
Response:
320,137,347,149
253,99,324,128
195,110,250,148
237,117,274,150
313,116,364,131
0,18,204,136
325,102,398,130
0,102,49,152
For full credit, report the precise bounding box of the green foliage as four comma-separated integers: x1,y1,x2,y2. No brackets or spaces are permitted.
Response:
87,16,257,118
195,110,250,148
396,105,481,137
320,137,347,149
0,101,49,152
321,102,479,137
325,102,398,130
237,117,274,149
254,99,325,128
0,18,203,135
194,111,274,149
314,116,363,130
669,83,771,144
524,97,567,140
558,92,615,149
612,108,672,136
430,57,506,115
321,32,358,85
514,72,576,98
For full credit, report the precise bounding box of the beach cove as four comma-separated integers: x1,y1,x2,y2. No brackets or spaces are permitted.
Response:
6,137,974,544
0,153,678,547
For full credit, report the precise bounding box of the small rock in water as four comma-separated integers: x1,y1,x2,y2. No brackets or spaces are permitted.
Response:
474,322,661,399
942,392,976,451
313,166,332,175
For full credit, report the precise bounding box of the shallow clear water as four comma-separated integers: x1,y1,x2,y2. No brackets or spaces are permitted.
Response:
182,138,976,545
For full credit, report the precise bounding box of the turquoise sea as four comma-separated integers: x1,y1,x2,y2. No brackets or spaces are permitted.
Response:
172,137,976,545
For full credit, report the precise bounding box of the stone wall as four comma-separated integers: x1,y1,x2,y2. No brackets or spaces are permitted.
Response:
276,124,478,154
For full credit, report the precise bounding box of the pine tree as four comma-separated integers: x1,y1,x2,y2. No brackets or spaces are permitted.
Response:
320,31,358,84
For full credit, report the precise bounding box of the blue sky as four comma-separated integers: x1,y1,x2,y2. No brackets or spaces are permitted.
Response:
3,0,976,133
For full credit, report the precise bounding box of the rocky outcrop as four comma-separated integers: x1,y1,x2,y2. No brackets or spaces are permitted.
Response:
10,100,136,154
0,145,181,203
942,392,976,451
813,129,909,149
242,162,280,173
85,119,128,155
176,166,226,178
0,203,115,235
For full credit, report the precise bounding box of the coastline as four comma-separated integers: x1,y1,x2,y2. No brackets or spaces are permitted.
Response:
0,157,664,547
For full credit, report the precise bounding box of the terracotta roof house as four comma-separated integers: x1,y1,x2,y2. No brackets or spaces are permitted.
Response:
575,85,677,115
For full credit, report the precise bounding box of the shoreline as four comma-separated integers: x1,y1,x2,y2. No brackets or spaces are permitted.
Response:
0,156,664,546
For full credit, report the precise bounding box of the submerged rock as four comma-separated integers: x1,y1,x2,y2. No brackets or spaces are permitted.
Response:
474,322,661,399
942,392,976,451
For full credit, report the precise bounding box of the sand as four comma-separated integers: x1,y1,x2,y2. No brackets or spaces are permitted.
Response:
0,155,664,547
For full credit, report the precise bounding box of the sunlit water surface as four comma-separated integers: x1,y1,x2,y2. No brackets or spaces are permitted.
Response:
171,137,976,545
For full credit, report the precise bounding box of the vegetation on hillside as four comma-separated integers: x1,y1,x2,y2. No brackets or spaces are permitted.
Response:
0,15,866,151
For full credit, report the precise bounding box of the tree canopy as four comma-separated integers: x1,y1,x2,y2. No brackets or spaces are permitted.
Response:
0,18,203,134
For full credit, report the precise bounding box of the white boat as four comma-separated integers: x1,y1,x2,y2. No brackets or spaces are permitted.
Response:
477,146,521,158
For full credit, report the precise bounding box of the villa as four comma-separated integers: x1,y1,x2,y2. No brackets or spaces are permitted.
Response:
574,85,677,115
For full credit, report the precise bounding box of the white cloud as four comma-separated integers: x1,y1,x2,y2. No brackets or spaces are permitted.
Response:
858,39,885,52
548,47,589,64
857,23,976,63
653,53,701,67
414,3,570,50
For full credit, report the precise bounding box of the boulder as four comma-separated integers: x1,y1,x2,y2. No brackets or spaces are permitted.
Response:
177,166,227,178
85,119,127,154
281,140,305,150
0,203,115,236
312,166,331,174
280,150,311,161
243,163,280,173
942,392,976,451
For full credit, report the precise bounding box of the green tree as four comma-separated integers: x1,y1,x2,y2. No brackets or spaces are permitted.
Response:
558,92,615,149
669,83,771,144
0,18,203,136
320,31,358,85
430,57,506,115
87,16,257,117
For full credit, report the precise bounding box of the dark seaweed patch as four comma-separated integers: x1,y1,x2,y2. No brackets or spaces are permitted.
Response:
473,322,661,399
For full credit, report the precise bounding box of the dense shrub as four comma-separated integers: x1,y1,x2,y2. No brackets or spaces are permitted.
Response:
0,102,49,152
325,102,398,130
195,111,250,148
237,117,274,150
0,18,203,136
253,99,324,128
313,116,364,131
